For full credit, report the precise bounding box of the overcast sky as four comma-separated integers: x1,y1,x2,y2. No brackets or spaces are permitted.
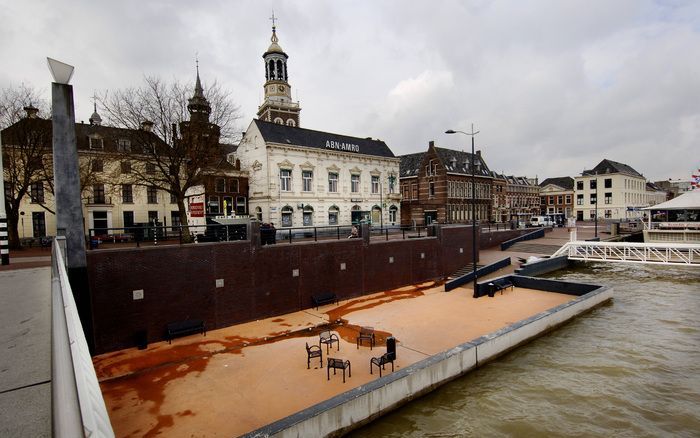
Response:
1,0,698,181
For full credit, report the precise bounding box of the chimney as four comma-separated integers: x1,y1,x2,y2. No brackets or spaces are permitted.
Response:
428,140,435,148
476,150,482,157
141,120,154,132
24,105,39,119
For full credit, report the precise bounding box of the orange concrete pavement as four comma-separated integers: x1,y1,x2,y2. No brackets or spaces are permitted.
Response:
94,280,574,438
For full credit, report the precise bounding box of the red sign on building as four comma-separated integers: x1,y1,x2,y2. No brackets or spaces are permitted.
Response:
189,202,204,217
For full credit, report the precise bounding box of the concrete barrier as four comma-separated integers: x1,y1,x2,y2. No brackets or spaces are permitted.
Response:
245,282,613,438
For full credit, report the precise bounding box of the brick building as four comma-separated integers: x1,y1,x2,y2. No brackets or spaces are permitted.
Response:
539,176,574,218
399,141,492,226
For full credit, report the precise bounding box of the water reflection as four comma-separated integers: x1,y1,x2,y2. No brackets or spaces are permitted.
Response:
350,263,700,437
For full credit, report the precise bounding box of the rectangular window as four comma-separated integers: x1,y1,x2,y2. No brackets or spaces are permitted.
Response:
91,159,103,172
280,169,291,191
351,174,360,193
557,195,563,204
605,192,612,204
328,172,338,193
429,181,435,197
89,137,103,150
122,184,133,203
118,139,131,152
93,184,105,204
170,211,181,231
605,209,612,219
146,163,156,174
302,170,313,192
123,211,134,229
371,175,379,194
411,183,418,200
120,161,131,173
30,182,44,203
236,196,246,215
229,179,239,193
590,179,597,190
208,196,219,214
590,194,597,204
32,212,46,237
170,192,177,204
565,194,572,204
576,194,583,205
216,178,226,192
402,184,409,200
576,181,583,190
605,178,612,188
548,196,554,204
147,186,158,204
148,211,159,224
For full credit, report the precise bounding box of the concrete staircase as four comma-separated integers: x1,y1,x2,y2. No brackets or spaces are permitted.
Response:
504,242,563,256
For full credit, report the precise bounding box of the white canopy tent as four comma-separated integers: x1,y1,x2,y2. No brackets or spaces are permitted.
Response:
643,190,700,210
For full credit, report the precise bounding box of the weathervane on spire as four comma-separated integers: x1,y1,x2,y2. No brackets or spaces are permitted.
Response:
270,10,279,42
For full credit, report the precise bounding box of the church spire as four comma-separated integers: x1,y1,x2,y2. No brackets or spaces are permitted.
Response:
89,94,102,126
188,59,211,123
258,13,301,127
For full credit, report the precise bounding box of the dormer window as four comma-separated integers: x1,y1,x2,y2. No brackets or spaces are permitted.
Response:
274,117,284,125
118,139,131,152
286,119,296,127
89,136,103,150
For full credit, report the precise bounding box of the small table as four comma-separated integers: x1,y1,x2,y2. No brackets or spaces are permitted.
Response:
327,358,351,383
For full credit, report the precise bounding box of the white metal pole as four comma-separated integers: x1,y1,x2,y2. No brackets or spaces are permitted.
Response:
0,133,9,264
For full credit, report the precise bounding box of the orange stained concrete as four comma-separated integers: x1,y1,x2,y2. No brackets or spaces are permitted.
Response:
95,282,575,438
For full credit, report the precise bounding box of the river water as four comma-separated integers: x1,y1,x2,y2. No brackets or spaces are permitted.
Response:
350,263,700,437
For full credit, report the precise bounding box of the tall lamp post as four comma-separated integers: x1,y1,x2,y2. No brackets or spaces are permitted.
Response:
446,124,480,298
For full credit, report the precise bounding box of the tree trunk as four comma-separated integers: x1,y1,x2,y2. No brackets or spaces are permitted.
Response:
7,209,21,250
177,197,193,243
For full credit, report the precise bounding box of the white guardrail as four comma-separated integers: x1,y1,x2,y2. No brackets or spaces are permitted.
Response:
52,237,115,438
551,240,700,266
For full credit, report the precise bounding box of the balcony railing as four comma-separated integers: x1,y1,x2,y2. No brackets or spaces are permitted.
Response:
86,196,112,205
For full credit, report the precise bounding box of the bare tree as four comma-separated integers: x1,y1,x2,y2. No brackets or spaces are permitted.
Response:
0,84,51,248
99,75,242,242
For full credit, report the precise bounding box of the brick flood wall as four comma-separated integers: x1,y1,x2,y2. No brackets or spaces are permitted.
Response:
87,225,475,354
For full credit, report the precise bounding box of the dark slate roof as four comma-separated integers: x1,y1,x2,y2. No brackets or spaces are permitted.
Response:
398,152,424,177
583,159,643,178
539,176,574,190
254,119,395,158
434,147,491,177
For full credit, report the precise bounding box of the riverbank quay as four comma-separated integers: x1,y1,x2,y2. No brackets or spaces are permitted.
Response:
95,266,610,437
0,267,51,438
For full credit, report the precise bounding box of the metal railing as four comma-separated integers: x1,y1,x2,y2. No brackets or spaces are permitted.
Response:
51,237,115,437
262,224,435,245
551,240,700,266
86,223,248,249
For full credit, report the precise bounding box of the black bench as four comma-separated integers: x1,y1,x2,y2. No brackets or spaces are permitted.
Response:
327,358,351,383
311,292,338,310
488,278,514,297
166,319,206,343
370,352,395,377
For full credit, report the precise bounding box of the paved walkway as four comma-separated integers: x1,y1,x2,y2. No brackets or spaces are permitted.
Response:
0,267,51,438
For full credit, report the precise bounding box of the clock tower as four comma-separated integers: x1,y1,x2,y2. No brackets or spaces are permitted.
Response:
257,15,301,127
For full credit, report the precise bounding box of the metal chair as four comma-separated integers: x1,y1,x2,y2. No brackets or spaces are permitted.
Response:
356,326,376,349
306,342,322,369
319,330,340,354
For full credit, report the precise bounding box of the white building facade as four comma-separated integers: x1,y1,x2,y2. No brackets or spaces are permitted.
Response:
236,120,400,227
573,159,664,220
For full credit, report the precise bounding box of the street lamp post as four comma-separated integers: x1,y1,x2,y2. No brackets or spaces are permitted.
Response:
446,125,480,298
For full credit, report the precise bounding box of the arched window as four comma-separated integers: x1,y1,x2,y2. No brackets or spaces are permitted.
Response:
303,205,314,226
389,205,398,224
286,118,296,127
276,60,283,80
274,117,284,124
371,205,382,225
268,60,275,80
328,205,339,225
281,205,293,227
255,206,263,222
